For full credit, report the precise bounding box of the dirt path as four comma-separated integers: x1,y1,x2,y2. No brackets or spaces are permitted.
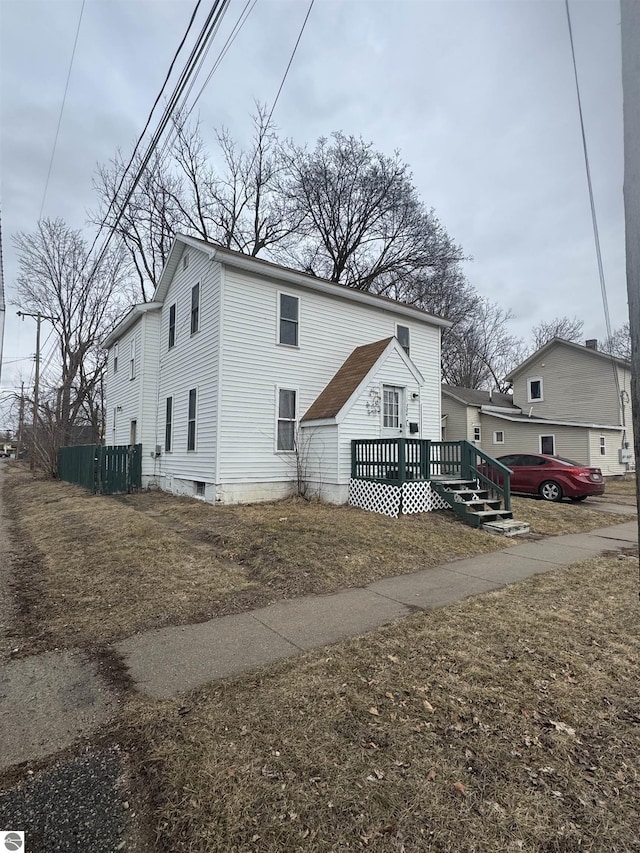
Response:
0,462,19,661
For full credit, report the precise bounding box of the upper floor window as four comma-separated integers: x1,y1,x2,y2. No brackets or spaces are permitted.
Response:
168,304,176,349
191,283,200,335
527,377,543,402
396,325,410,356
183,251,189,271
277,388,297,451
493,430,504,444
279,293,299,347
129,339,136,380
113,342,119,373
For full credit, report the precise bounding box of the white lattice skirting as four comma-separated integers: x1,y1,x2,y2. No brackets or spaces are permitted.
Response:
348,479,449,518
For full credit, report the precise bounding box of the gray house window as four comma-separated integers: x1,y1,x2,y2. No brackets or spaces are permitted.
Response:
528,377,543,402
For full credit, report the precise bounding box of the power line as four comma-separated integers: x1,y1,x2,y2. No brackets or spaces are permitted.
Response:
82,0,233,289
39,0,86,221
564,0,623,435
265,0,315,129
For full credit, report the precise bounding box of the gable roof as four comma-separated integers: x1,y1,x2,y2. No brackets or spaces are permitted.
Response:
505,337,630,381
102,302,162,349
302,337,423,423
153,234,452,329
442,384,518,410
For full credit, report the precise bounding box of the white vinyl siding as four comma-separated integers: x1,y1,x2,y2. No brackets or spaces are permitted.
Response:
218,267,440,487
156,249,220,483
440,396,470,443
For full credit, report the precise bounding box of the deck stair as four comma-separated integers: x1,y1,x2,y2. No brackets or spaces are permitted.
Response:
431,478,513,528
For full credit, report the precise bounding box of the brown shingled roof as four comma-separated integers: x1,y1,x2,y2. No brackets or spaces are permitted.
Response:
302,338,394,422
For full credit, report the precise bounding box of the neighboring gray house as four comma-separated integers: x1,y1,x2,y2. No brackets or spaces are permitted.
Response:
104,234,449,505
441,337,634,476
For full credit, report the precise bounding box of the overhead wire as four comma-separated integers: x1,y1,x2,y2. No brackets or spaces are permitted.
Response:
83,0,232,286
564,0,624,439
39,0,86,221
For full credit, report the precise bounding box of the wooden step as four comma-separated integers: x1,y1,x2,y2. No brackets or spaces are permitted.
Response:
469,510,513,520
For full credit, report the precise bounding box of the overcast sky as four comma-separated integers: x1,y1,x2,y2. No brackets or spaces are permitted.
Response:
0,0,628,427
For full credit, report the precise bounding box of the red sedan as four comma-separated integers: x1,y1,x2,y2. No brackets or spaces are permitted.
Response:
496,453,605,502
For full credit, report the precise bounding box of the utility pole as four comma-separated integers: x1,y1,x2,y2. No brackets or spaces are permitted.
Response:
17,310,58,471
16,381,24,459
621,1,640,535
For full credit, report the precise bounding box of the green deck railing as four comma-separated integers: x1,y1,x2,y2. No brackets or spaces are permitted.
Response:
351,438,511,511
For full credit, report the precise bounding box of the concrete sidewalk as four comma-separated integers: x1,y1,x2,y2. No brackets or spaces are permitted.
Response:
117,519,639,699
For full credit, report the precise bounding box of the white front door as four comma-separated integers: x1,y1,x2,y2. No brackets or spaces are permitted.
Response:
382,385,404,437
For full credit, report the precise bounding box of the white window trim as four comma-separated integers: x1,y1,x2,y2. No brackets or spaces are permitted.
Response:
277,291,300,348
129,339,136,380
539,434,556,455
527,376,543,403
165,396,173,453
275,385,298,453
599,435,606,456
113,341,119,373
472,423,481,443
493,430,504,444
396,323,410,356
168,303,176,349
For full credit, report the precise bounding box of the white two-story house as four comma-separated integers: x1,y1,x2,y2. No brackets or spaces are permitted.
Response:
104,234,450,504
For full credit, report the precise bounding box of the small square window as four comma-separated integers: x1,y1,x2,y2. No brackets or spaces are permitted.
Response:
473,424,481,443
493,430,504,444
279,293,299,346
194,481,205,497
528,377,543,402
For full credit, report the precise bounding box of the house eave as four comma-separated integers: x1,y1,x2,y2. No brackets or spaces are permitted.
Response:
154,234,452,329
103,302,163,349
483,411,624,430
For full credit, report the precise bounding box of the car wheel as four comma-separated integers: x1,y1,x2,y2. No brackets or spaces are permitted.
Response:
570,495,588,502
540,480,563,502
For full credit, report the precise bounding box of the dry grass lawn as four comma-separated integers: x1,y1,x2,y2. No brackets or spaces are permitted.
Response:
123,551,640,852
2,464,631,652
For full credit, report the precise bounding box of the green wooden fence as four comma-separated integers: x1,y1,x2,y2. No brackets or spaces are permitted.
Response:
58,444,142,495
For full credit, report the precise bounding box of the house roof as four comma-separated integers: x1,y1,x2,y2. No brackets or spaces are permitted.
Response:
441,384,518,409
102,302,163,349
302,338,394,422
481,410,623,431
301,337,424,423
504,337,630,381
153,234,452,330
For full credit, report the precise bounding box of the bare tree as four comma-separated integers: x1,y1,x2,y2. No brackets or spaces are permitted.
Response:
281,133,466,298
531,316,584,350
442,299,524,392
12,219,128,472
602,322,632,360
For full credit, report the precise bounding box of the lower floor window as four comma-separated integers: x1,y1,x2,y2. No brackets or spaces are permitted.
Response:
277,388,297,451
473,424,481,443
493,430,504,444
187,389,197,451
540,434,555,455
600,436,606,455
